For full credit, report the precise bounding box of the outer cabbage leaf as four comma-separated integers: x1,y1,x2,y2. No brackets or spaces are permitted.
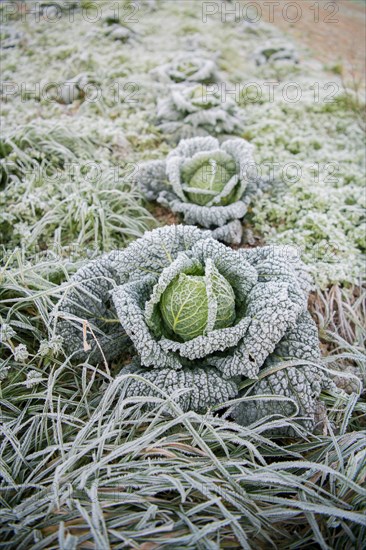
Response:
241,244,312,305
233,312,336,430
121,362,238,413
53,251,128,362
137,159,167,201
114,225,210,283
207,280,303,379
210,219,244,245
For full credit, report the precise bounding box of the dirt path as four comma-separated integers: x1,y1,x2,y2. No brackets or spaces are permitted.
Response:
261,0,366,84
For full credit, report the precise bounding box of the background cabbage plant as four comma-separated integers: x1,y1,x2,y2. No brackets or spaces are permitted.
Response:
254,39,299,66
150,54,219,84
55,225,336,430
139,136,259,244
156,83,245,143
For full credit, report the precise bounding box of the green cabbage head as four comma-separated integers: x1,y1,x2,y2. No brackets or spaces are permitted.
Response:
158,260,236,340
138,137,257,244
184,158,237,206
54,226,336,430
190,84,220,110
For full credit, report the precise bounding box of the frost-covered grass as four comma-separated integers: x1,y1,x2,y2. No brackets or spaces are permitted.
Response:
1,0,365,547
0,255,365,548
246,93,365,287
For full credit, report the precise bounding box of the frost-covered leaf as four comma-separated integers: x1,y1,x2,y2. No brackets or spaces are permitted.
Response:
53,250,128,362
113,225,210,283
122,363,238,413
56,73,97,105
0,28,23,49
332,367,364,395
208,281,303,379
233,312,336,430
210,219,244,245
137,160,167,201
241,244,312,305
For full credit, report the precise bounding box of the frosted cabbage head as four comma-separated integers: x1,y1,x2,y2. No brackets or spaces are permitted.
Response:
190,85,220,109
156,84,244,141
254,41,299,66
138,137,257,244
168,137,245,209
54,226,336,430
150,56,218,84
182,156,237,206
157,261,236,341
111,226,310,378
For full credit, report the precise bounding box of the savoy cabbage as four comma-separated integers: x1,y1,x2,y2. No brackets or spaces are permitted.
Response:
138,136,257,244
54,225,335,430
254,40,299,66
156,83,245,142
150,55,218,84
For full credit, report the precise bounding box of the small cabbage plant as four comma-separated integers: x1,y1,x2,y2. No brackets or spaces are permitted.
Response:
150,55,218,84
54,225,336,431
254,40,299,66
102,15,137,42
138,137,257,244
156,83,244,143
57,73,96,105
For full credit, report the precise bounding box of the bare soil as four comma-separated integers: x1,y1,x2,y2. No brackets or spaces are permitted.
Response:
152,204,180,226
262,0,366,84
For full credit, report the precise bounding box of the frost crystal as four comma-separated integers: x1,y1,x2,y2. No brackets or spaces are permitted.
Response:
25,370,43,389
0,323,16,343
13,344,29,363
